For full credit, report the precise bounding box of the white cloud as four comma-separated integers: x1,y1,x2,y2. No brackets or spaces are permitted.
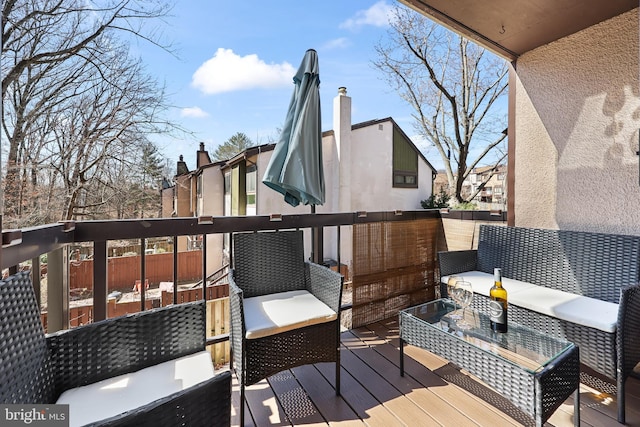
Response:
340,1,394,31
322,37,350,50
180,106,209,118
191,48,295,94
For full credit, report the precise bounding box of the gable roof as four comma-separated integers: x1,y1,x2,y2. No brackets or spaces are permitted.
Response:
342,117,438,174
212,118,437,174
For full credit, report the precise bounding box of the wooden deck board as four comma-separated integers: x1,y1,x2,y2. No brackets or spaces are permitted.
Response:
349,326,524,426
230,318,640,427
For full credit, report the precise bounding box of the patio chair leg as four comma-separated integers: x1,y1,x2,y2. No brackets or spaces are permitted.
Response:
336,354,341,396
240,382,245,427
617,376,625,424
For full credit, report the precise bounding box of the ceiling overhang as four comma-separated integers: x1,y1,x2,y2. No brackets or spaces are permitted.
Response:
399,0,638,61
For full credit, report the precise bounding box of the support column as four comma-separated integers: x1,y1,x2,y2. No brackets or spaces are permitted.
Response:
47,246,69,332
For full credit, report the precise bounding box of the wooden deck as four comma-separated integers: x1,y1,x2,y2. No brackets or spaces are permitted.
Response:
229,317,640,427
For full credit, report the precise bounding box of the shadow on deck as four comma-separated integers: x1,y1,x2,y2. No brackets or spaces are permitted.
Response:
229,318,640,427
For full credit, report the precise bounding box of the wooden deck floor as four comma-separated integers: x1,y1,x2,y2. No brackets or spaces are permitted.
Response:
229,318,640,426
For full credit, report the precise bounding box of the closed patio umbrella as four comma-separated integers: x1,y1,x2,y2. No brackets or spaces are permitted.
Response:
263,49,325,207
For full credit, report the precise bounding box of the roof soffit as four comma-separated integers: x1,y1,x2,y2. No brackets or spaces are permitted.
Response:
399,0,638,60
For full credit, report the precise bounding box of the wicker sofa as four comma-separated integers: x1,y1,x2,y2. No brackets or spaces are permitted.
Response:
438,224,640,424
0,271,231,427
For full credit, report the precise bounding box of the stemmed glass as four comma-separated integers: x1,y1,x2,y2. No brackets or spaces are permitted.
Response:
446,275,463,319
455,280,474,330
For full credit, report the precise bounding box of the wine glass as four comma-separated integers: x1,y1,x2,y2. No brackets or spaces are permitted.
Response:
455,280,474,329
446,275,463,319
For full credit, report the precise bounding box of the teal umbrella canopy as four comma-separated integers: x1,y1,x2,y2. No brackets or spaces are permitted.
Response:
263,49,325,207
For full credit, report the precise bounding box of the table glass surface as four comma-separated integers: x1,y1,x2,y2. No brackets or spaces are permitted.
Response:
401,299,575,373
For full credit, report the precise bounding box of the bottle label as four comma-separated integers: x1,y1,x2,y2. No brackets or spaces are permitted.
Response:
489,300,506,324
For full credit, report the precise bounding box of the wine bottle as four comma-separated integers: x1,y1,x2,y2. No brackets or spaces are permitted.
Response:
489,267,508,333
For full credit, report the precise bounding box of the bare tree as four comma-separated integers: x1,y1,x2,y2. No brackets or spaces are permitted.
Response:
1,0,172,99
46,47,170,221
374,6,508,203
1,0,176,226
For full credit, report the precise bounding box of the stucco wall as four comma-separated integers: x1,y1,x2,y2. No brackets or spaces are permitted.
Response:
514,8,640,235
200,165,225,273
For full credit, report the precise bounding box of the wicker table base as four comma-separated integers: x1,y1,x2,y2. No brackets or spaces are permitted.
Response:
399,299,580,427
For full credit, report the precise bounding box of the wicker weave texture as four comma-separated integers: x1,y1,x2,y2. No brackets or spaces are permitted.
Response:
94,371,231,427
233,230,308,298
438,224,640,423
476,225,640,302
244,322,339,385
471,294,616,378
537,348,580,424
0,272,55,404
618,284,640,378
47,300,207,393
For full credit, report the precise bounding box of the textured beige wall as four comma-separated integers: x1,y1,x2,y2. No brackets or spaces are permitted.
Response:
514,9,640,235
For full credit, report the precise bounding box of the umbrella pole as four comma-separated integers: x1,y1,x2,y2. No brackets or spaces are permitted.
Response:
311,205,323,265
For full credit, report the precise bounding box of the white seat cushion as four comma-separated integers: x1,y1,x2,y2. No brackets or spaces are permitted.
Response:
56,350,215,427
442,271,618,333
510,286,618,333
244,290,337,339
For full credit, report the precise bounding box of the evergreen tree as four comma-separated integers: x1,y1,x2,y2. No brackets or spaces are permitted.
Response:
212,132,254,161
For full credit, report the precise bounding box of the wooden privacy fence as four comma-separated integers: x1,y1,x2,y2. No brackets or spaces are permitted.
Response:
351,218,440,328
69,251,203,291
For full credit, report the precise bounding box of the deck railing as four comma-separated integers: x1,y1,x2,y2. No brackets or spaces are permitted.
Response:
1,209,507,356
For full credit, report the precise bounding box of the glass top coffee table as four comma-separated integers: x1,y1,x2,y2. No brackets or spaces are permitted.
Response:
399,299,580,427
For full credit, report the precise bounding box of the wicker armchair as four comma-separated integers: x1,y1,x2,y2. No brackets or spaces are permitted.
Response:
229,230,343,426
0,271,231,427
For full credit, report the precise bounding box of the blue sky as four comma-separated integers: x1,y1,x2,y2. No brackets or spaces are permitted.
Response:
136,1,439,171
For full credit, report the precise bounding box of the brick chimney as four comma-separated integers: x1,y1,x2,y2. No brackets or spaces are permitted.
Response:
176,155,189,176
197,142,212,168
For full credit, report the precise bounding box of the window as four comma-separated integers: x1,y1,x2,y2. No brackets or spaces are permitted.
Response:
393,127,418,188
246,164,257,216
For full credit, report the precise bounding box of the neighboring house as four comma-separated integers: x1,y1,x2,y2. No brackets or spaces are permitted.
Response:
434,164,507,210
462,164,507,210
162,88,437,276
